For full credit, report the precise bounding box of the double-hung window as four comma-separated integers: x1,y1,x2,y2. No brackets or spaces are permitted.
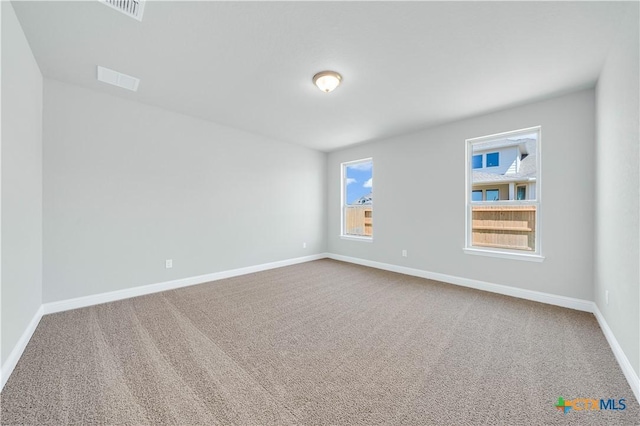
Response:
341,158,373,240
465,127,542,261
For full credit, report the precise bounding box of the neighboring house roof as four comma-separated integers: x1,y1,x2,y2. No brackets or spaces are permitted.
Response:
351,193,372,205
472,138,537,185
474,137,533,154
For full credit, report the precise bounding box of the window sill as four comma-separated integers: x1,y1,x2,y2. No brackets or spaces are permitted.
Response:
463,247,544,262
340,235,373,243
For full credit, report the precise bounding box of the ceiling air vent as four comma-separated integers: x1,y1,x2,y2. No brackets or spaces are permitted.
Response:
99,0,145,21
97,66,140,92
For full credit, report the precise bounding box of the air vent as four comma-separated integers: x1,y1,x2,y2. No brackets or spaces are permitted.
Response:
97,66,140,92
99,0,145,21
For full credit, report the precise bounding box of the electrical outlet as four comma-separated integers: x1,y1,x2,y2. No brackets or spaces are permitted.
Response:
402,249,408,258
605,290,609,305
165,259,173,269
303,242,307,249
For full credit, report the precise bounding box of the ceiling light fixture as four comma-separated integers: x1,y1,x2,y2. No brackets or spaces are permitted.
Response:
313,71,342,93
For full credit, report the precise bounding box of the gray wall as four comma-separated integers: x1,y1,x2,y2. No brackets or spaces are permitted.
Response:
1,2,43,365
328,89,595,301
43,79,326,303
595,10,639,377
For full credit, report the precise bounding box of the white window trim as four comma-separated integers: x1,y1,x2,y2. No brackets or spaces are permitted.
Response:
463,247,545,262
340,235,374,243
464,126,543,261
341,158,373,241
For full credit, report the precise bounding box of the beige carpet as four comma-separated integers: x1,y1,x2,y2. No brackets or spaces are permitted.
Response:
1,259,638,425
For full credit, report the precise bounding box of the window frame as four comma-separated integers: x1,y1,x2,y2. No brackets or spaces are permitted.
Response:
340,158,373,242
464,126,543,262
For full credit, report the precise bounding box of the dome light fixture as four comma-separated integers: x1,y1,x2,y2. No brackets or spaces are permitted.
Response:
313,71,342,93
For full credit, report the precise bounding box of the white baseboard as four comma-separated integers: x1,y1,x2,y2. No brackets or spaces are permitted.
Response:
1,305,44,390
42,253,328,315
1,254,325,390
327,253,593,312
4,252,638,405
328,253,640,402
592,304,640,402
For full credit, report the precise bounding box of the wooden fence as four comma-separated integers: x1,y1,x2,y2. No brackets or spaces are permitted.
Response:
472,205,536,251
345,206,372,236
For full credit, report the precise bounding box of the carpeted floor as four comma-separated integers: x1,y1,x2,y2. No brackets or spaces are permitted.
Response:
1,259,638,425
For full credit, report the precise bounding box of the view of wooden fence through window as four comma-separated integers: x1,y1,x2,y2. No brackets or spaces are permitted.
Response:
468,127,540,253
472,205,536,251
343,159,373,238
345,206,373,236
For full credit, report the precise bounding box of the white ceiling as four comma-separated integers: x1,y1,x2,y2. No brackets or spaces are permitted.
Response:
12,1,632,151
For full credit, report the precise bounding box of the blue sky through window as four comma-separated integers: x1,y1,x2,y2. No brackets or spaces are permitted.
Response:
345,161,373,205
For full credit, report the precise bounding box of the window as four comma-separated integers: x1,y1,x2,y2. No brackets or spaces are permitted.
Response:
342,158,373,239
472,155,483,169
486,152,499,167
465,127,542,260
472,188,501,201
485,189,500,201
